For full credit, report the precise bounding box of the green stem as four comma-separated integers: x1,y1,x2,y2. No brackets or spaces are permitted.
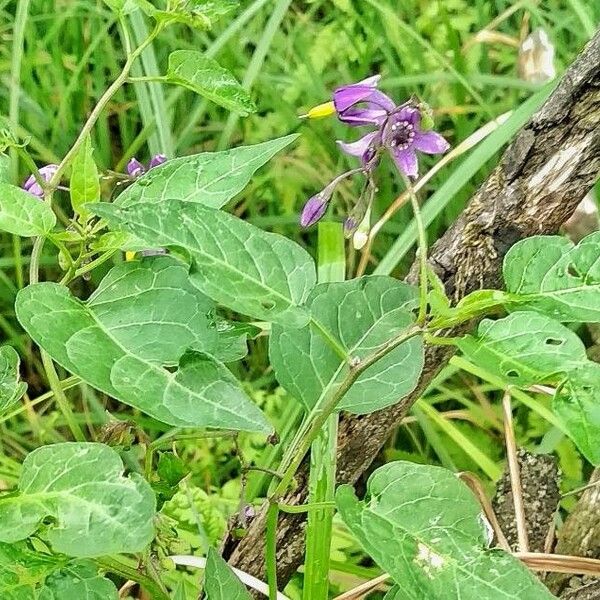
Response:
47,23,163,190
272,325,422,500
302,222,345,600
9,0,31,289
403,175,429,325
266,501,279,600
40,350,85,442
96,556,170,600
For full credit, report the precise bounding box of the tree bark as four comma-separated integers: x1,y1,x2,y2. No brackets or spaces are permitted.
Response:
224,29,600,590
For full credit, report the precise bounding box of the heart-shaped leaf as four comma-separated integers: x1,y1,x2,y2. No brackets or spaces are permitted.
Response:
456,311,587,387
0,183,56,237
116,136,297,210
0,443,155,557
204,547,251,600
0,346,27,413
270,277,423,414
503,232,600,322
92,202,316,328
336,462,556,599
166,50,255,114
16,257,270,432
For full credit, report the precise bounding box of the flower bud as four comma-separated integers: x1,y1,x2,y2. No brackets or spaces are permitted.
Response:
149,153,168,169
126,157,145,178
23,164,59,198
300,193,329,228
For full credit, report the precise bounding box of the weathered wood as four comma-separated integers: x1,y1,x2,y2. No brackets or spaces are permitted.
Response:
224,29,600,590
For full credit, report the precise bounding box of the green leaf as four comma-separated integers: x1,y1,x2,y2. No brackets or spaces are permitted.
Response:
116,135,297,210
554,364,600,465
0,346,27,413
151,1,239,30
16,257,271,432
503,233,600,322
92,202,316,327
0,543,119,600
0,183,56,237
39,561,118,600
270,277,424,414
0,443,155,557
336,461,556,599
70,135,100,221
204,547,251,600
0,541,58,599
166,50,255,114
456,311,587,387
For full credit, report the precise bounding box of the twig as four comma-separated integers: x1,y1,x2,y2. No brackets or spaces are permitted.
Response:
458,471,511,552
502,390,529,552
333,573,391,600
517,553,600,577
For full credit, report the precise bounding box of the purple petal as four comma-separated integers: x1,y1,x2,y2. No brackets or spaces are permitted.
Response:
300,195,328,227
413,131,450,154
365,89,396,113
127,157,145,177
22,164,59,198
333,75,394,114
334,85,379,113
396,106,420,126
338,107,388,127
149,153,168,169
393,148,418,178
337,132,378,158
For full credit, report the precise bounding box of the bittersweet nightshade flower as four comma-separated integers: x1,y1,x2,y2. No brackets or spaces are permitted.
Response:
149,153,167,169
23,164,59,198
381,106,449,178
301,76,450,227
127,157,146,177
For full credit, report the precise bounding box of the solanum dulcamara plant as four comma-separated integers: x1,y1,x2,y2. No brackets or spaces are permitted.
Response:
0,2,598,599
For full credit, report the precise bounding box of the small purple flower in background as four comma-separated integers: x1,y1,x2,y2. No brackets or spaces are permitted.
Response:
148,153,167,169
126,154,168,178
23,164,59,198
299,76,450,228
127,157,146,178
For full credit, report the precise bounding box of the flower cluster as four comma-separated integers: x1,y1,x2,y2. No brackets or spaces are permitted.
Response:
301,75,449,230
127,153,168,178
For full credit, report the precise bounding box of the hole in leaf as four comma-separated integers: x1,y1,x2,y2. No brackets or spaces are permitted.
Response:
505,369,520,379
545,338,563,346
261,300,276,310
567,263,581,278
581,385,593,394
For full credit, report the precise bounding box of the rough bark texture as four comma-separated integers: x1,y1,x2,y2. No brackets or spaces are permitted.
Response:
492,450,561,553
548,468,600,597
224,30,600,588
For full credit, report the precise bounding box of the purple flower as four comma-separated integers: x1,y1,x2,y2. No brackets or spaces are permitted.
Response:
381,106,449,178
300,191,330,228
300,76,450,227
127,157,146,178
23,164,59,198
127,154,169,178
149,153,167,169
333,75,395,127
300,170,362,228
